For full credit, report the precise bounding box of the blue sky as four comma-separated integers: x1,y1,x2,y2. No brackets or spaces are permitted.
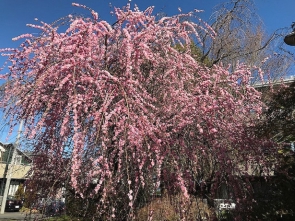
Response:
0,0,294,143
0,0,294,51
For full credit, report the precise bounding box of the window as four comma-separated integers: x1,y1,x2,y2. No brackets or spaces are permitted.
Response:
15,155,22,165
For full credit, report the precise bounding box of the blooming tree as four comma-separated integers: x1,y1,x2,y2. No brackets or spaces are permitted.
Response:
0,3,276,220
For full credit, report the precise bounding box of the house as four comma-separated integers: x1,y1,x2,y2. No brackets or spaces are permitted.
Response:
0,142,32,196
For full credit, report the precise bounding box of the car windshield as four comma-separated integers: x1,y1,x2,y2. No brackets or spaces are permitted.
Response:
7,196,16,200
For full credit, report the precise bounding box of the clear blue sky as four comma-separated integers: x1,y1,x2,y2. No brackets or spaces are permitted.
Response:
0,0,294,51
0,0,294,143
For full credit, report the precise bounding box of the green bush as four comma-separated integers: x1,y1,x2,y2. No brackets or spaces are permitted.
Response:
14,184,25,200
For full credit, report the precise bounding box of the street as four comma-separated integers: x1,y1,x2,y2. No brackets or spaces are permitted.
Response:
0,212,44,220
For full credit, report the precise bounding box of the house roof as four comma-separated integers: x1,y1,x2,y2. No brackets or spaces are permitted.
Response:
0,142,32,164
253,77,295,89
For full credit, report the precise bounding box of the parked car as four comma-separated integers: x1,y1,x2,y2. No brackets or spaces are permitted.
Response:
5,195,23,212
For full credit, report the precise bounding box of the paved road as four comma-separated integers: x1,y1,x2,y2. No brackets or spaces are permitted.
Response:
0,212,44,220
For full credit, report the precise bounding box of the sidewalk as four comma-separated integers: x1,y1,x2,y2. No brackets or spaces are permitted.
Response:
0,212,45,220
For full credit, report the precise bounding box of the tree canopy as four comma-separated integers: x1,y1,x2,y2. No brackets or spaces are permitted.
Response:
254,81,295,220
258,81,295,142
0,2,278,220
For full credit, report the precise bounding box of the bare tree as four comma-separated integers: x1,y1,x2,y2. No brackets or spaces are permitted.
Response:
197,0,294,83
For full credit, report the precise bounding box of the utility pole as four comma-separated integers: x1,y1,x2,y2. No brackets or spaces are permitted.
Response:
0,120,23,214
